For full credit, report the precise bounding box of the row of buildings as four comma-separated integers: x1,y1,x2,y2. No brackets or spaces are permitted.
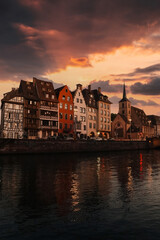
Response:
0,77,160,140
0,78,112,139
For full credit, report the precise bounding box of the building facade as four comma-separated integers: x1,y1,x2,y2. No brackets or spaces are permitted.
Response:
112,84,154,139
1,88,24,139
19,80,39,139
55,85,74,137
33,78,59,139
92,87,112,139
82,86,97,137
72,84,87,138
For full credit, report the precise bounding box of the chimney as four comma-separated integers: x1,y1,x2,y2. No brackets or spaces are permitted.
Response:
98,87,101,93
76,84,82,91
88,85,91,92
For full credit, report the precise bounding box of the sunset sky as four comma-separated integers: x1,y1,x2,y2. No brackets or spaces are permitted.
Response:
1,0,160,115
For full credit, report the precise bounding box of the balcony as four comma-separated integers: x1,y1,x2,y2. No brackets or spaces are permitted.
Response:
40,125,58,129
40,105,58,111
40,115,58,121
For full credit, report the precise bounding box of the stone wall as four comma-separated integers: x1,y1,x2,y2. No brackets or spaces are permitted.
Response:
0,138,153,154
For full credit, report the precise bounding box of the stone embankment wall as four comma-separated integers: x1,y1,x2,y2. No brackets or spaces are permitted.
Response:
0,138,153,154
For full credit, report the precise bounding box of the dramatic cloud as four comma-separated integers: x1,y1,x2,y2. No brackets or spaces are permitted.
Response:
129,97,159,106
130,78,160,95
1,0,160,79
89,80,123,93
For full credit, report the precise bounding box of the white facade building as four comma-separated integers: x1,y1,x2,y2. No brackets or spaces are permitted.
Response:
1,89,24,139
72,84,87,137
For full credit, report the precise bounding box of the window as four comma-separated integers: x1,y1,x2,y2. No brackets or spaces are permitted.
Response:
80,99,83,103
60,123,63,129
83,108,86,113
60,113,63,119
104,125,106,130
108,125,110,131
70,114,73,120
93,116,96,121
62,95,65,100
101,117,103,122
65,114,68,119
84,125,86,130
70,105,73,110
104,117,106,123
67,96,70,101
46,93,49,98
27,109,30,114
65,88,68,92
65,104,68,109
89,122,92,128
101,103,103,108
107,105,109,110
76,98,79,103
122,103,124,108
80,107,83,113
107,111,110,117
70,124,72,130
51,95,54,99
88,108,91,112
104,104,106,109
60,103,63,109
101,110,103,115
100,124,103,129
93,123,96,129
107,118,110,123
89,115,92,120
64,123,67,129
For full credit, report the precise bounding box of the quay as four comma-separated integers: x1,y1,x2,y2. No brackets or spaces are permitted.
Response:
0,138,159,155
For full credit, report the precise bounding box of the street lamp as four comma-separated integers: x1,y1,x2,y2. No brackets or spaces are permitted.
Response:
129,118,132,140
148,120,151,137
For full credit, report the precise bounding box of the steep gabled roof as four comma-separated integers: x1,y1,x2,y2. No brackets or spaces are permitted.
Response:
19,80,39,100
33,77,58,102
55,86,66,98
1,88,22,102
131,106,148,126
82,88,97,108
92,89,112,104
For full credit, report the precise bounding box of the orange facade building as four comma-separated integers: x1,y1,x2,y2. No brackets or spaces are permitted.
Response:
55,85,74,136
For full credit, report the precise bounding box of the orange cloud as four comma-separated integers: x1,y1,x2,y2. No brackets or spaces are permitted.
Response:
69,57,92,67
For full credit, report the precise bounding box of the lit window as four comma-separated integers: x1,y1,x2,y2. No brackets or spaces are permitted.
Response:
51,95,54,99
60,103,63,109
70,105,73,110
46,94,49,98
65,104,68,109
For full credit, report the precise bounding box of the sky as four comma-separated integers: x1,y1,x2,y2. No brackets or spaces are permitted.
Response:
0,0,160,115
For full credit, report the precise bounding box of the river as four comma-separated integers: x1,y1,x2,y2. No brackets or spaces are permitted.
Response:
0,150,160,239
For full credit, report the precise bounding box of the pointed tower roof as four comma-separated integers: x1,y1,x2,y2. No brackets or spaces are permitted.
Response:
119,83,130,102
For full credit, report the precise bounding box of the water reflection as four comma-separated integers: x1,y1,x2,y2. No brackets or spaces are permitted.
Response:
0,150,160,239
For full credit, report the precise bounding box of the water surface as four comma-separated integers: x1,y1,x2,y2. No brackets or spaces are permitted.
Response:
0,150,160,239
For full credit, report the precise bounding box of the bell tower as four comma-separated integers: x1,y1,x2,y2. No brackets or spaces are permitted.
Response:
119,84,131,121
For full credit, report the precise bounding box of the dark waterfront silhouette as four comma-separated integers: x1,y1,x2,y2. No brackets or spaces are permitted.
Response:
0,150,160,239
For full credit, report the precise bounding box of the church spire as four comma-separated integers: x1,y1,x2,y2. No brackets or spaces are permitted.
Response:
123,83,127,100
